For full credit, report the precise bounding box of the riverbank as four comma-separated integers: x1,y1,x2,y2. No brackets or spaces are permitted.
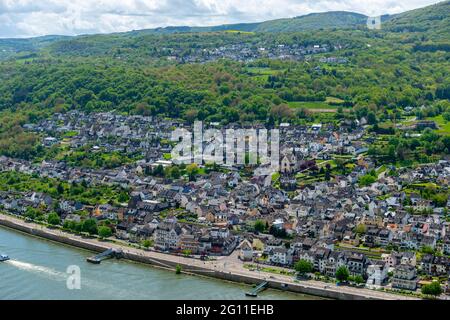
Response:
0,213,418,300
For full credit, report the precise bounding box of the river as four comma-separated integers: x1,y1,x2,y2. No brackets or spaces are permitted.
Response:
0,226,320,300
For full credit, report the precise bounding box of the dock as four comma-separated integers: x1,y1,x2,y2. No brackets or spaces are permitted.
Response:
245,281,268,297
87,248,123,264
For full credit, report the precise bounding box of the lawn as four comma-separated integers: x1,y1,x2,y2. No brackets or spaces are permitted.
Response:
245,67,284,75
224,30,255,35
325,96,345,105
62,130,79,138
287,99,349,113
244,264,295,276
427,115,450,135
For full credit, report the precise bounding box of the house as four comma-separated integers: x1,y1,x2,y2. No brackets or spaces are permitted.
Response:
366,261,388,287
345,252,367,276
269,247,293,266
392,264,417,291
280,154,298,174
443,236,450,255
420,254,434,274
264,238,283,253
43,137,58,147
400,252,417,267
179,234,200,254
238,239,254,261
280,174,297,191
154,220,182,251
382,252,402,268
447,277,450,294
324,251,344,277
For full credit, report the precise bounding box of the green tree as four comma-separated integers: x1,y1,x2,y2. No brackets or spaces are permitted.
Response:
336,266,350,282
254,220,266,233
82,218,98,235
421,281,442,297
57,183,65,195
359,174,376,186
367,112,377,125
355,223,367,235
421,245,435,254
186,163,199,181
118,191,129,203
141,239,153,248
98,226,112,238
47,212,61,226
295,259,313,275
153,164,164,177
171,166,181,179
182,249,192,257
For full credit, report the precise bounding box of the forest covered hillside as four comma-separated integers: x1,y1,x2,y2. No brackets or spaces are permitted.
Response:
0,1,448,160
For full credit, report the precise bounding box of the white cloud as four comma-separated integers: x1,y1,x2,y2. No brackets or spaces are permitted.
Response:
0,0,443,38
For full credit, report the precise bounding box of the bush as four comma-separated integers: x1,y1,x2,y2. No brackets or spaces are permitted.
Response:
354,275,365,284
175,264,182,274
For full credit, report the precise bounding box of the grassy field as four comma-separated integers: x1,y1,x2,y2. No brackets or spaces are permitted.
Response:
427,115,450,135
246,67,284,85
325,97,345,105
246,67,285,75
287,97,348,113
224,30,255,35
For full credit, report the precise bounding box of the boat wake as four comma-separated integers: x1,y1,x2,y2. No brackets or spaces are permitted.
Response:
3,259,132,295
5,260,66,281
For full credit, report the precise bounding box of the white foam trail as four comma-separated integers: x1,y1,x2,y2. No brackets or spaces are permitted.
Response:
6,260,66,280
4,260,126,294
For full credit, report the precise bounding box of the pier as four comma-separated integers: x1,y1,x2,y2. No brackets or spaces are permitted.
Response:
87,248,123,264
245,281,268,297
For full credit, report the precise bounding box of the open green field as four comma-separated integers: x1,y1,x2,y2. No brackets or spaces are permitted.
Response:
224,30,255,35
287,97,347,113
325,97,345,105
427,115,450,135
246,67,285,85
246,67,285,75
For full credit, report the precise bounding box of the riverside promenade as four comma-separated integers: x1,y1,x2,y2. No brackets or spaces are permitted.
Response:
0,213,419,300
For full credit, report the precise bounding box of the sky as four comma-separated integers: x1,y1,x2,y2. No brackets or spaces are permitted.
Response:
0,0,444,38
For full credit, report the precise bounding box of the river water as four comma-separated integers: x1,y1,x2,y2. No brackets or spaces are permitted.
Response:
0,226,319,300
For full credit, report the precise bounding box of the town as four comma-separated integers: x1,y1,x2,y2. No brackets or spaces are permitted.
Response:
0,109,449,298
151,42,344,64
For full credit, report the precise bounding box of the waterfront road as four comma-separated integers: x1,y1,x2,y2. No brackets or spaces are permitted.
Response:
0,214,419,300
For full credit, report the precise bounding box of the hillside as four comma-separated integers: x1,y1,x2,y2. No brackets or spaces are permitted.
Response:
1,1,448,60
384,0,449,37
0,35,70,60
135,11,369,34
0,1,449,162
249,11,368,32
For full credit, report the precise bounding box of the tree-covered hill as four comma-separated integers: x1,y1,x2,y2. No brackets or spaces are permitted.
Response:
135,11,369,34
384,0,449,37
0,1,449,160
1,1,448,60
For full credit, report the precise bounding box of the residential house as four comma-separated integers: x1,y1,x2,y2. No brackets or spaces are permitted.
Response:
392,264,418,291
